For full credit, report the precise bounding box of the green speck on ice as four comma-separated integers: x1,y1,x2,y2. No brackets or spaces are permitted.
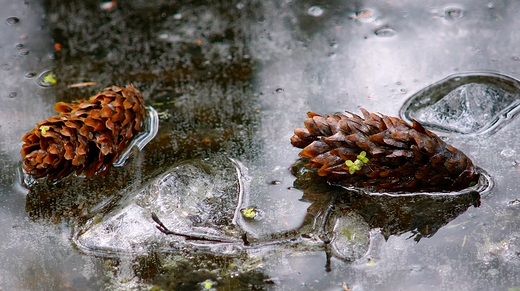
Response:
203,280,214,289
42,72,57,85
341,229,352,240
242,208,256,219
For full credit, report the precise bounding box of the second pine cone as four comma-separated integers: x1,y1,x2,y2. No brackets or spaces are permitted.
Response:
291,108,480,192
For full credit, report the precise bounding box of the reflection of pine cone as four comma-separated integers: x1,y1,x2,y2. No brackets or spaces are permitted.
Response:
21,85,146,179
291,108,480,192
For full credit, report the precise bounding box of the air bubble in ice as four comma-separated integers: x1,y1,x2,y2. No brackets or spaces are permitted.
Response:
5,17,19,25
375,27,396,38
443,6,464,21
354,9,375,23
501,149,516,159
307,6,324,17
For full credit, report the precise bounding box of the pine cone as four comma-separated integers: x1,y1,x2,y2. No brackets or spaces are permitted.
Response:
21,85,146,179
290,108,480,192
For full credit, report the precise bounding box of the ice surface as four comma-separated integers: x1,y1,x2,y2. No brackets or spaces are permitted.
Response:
73,157,245,256
403,74,520,134
413,83,518,134
73,156,372,262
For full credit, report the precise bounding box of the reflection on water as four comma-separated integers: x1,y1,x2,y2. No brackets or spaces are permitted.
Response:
292,159,482,242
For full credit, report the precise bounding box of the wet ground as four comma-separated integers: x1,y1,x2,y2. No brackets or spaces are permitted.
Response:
2,0,520,290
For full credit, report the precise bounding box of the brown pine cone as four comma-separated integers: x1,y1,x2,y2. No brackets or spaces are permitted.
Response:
291,108,480,192
21,85,146,180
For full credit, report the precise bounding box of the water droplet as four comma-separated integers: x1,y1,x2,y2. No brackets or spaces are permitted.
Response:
25,71,36,78
2,64,10,71
14,43,24,50
487,2,494,9
236,2,244,10
512,56,520,61
173,13,182,20
275,88,284,93
307,5,324,17
374,27,396,38
8,92,17,98
19,49,29,56
399,88,407,94
354,8,375,22
5,17,19,25
443,6,464,21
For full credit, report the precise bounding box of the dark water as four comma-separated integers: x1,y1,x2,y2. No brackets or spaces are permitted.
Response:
2,0,520,290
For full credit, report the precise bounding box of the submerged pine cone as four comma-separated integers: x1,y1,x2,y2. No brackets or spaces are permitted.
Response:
21,85,146,179
291,108,480,192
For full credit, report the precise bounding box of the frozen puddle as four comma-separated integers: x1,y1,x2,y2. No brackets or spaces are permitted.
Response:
401,72,520,135
72,156,370,262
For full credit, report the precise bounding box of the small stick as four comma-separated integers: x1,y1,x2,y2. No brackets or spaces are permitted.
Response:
151,212,235,243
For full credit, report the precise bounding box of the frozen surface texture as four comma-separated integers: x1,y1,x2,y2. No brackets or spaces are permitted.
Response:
402,73,520,135
74,157,245,256
74,157,371,265
2,0,520,290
